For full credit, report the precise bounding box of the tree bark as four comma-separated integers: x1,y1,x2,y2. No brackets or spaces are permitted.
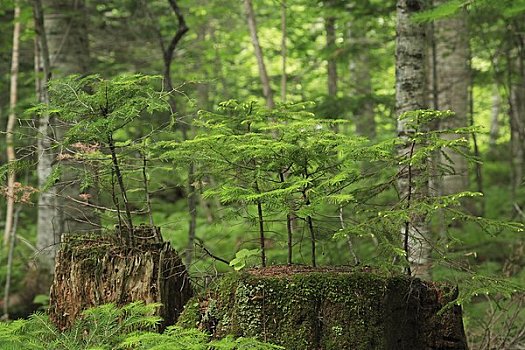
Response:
507,20,525,203
325,8,337,98
244,0,274,109
281,0,287,103
43,0,90,75
489,86,501,151
33,0,56,273
347,23,376,139
395,0,430,279
36,0,99,271
4,2,21,246
434,0,470,196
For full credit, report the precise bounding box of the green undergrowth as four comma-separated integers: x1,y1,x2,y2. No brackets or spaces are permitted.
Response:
0,302,281,350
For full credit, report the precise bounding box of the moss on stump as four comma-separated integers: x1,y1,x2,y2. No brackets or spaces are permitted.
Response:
49,226,192,330
177,266,467,350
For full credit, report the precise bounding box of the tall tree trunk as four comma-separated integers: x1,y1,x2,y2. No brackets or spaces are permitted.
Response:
489,86,501,151
281,0,287,103
3,0,22,320
395,0,430,279
35,0,98,271
347,23,376,139
325,10,337,98
434,0,470,196
44,0,90,74
33,0,55,273
507,20,525,204
244,0,274,109
4,2,21,246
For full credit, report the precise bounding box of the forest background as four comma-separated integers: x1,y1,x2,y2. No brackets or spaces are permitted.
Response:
0,0,525,348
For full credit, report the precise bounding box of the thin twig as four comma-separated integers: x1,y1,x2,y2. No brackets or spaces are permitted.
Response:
195,239,230,265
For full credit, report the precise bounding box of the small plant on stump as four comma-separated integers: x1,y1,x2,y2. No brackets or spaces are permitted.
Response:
41,74,169,240
33,74,192,329
158,100,374,267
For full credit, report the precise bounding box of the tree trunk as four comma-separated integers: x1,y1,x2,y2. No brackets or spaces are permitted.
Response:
43,0,90,75
36,0,99,271
281,0,287,103
244,0,274,109
434,0,470,196
395,0,430,279
4,2,21,246
347,23,376,139
507,20,525,203
325,9,337,98
33,0,56,273
489,86,501,151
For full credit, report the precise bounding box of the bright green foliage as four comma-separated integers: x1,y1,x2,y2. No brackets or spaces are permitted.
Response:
158,100,380,265
28,74,172,230
0,302,280,350
0,302,161,349
0,0,524,345
33,74,169,145
229,249,261,271
161,104,523,301
414,0,525,22
122,327,283,349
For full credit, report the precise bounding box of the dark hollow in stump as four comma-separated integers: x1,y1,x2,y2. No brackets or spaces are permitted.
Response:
49,226,192,330
177,266,468,350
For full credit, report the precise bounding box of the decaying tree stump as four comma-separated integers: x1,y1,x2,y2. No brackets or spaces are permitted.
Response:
49,226,192,330
177,266,468,350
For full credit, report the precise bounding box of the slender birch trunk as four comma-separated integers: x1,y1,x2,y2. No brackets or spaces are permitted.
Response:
395,0,431,279
4,2,21,246
244,0,274,109
33,0,57,272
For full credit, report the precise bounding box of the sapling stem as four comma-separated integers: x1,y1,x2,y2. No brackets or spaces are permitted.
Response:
279,171,293,265
142,151,155,227
108,133,133,238
257,200,266,267
403,140,417,276
254,180,266,267
111,167,123,230
302,159,316,267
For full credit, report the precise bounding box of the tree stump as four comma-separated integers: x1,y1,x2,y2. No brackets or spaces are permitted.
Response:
177,266,467,350
49,226,192,330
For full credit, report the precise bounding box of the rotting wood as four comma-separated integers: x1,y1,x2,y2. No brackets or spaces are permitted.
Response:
49,226,191,330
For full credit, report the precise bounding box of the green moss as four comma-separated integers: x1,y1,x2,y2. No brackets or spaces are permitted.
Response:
176,298,201,329
177,269,467,350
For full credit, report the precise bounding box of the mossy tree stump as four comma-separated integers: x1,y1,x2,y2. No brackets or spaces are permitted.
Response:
49,226,192,330
177,266,467,350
